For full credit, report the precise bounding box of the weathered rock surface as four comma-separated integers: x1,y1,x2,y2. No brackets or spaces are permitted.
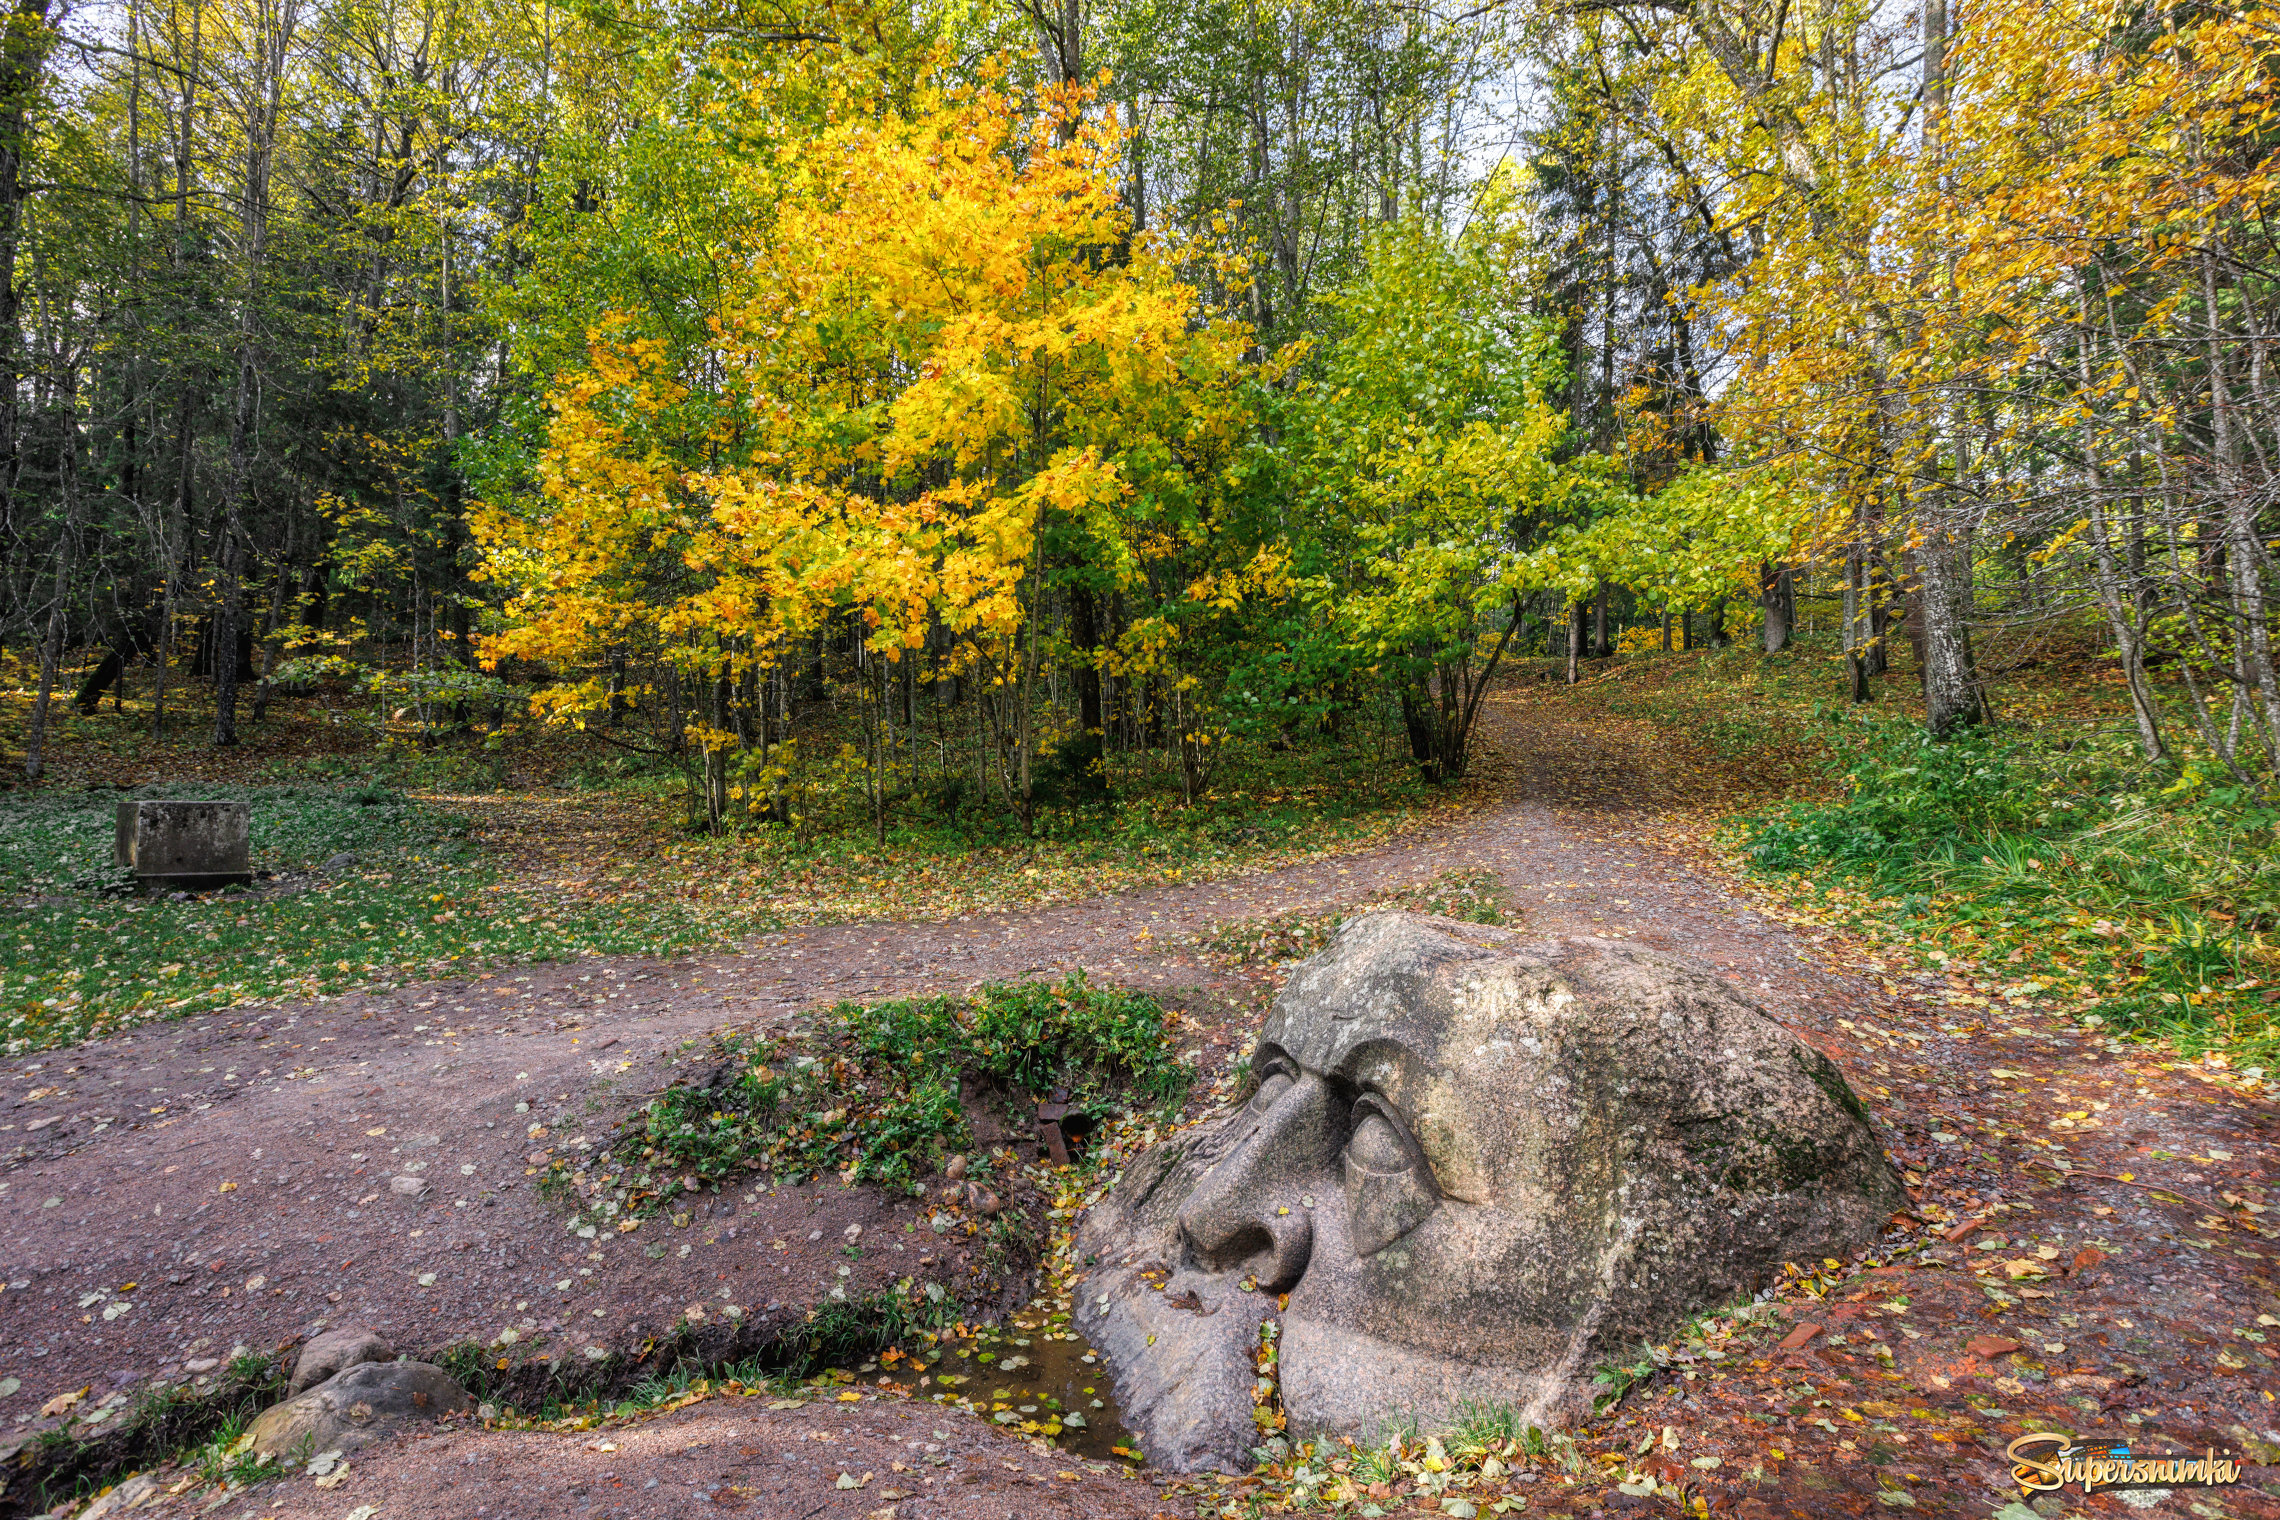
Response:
112,800,251,890
287,1325,393,1396
1076,914,1904,1471
69,1471,159,1517
244,1360,472,1459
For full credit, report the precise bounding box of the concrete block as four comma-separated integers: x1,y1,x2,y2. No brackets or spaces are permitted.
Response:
114,800,252,889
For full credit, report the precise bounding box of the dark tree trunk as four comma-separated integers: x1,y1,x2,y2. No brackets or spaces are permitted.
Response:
1064,584,1107,797
301,558,328,629
1400,690,1441,784
801,634,826,702
0,0,55,563
213,535,244,745
1866,572,1890,677
74,647,125,714
1759,561,1793,653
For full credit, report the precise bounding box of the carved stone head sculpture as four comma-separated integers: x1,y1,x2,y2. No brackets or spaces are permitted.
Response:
1075,915,1902,1471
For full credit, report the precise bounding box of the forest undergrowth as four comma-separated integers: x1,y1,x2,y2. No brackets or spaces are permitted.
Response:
1558,629,2279,1067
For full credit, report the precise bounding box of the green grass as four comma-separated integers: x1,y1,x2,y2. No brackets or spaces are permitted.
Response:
8,1350,285,1516
1589,1346,1659,1413
1738,714,2279,1057
1552,633,2278,1063
572,978,1192,1215
0,784,725,1053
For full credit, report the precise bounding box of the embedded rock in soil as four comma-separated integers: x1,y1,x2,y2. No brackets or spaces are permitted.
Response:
1076,913,1904,1472
288,1325,394,1396
244,1360,473,1458
73,1471,160,1519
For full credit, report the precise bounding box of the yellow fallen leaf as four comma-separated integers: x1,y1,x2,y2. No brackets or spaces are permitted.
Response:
40,1388,87,1418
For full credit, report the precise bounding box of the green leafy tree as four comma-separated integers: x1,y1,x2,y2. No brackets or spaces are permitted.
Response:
1293,210,1609,782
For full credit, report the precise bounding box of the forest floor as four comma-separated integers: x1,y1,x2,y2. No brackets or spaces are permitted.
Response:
1,669,1471,1049
2,684,2276,1520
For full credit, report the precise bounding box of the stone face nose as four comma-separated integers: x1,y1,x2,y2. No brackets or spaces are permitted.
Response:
1176,1073,1338,1290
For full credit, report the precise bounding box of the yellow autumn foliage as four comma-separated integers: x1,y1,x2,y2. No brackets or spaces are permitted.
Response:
472,54,1256,738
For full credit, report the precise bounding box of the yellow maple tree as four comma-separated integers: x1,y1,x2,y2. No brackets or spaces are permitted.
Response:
474,52,1257,829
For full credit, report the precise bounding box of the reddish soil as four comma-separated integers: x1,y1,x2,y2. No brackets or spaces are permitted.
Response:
113,1388,1173,1518
4,691,2276,1519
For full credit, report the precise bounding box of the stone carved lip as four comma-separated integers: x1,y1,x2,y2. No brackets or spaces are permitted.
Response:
1075,913,1901,1472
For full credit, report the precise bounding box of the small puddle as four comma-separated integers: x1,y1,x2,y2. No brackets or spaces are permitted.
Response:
919,1310,1139,1462
816,1135,1169,1465
814,1312,1141,1464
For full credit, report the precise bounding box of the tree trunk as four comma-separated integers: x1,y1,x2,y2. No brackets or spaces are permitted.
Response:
705,663,730,830
1065,583,1107,797
213,0,299,748
152,0,201,745
26,361,83,780
2075,267,2164,762
1913,0,1983,740
1401,689,1439,783
1915,517,1984,737
801,633,825,702
1759,561,1792,653
24,566,64,780
0,0,55,566
213,533,244,745
74,648,125,714
250,549,291,721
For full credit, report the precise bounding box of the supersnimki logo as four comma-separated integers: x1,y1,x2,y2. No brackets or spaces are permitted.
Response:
2006,1433,2245,1495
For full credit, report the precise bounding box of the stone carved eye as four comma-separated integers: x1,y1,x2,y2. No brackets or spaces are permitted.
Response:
1342,1094,1438,1257
1248,1066,1296,1114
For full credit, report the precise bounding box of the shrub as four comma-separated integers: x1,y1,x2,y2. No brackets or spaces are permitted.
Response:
608,976,1190,1203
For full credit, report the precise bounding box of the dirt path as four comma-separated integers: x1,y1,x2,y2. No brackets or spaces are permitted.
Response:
4,692,2275,1519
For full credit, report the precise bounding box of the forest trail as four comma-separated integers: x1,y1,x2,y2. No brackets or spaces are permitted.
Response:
4,692,2275,1520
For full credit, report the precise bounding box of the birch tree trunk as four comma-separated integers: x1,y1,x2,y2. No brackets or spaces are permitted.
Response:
1911,0,1984,738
